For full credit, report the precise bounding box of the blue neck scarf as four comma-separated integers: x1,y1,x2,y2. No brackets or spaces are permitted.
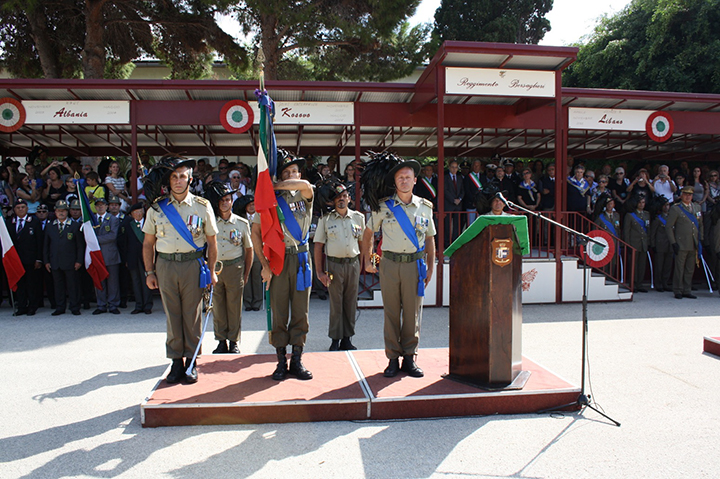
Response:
158,198,211,288
385,199,427,296
276,195,312,291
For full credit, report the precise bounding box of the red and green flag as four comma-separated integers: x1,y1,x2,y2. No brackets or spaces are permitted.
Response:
77,180,109,289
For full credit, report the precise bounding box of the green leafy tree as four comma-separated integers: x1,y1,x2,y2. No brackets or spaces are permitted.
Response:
433,0,553,47
0,0,248,79
230,0,429,81
564,0,720,94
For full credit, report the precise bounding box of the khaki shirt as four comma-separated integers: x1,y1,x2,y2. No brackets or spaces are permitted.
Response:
666,201,703,250
315,209,365,258
216,213,252,261
143,193,218,254
253,189,313,247
367,194,436,253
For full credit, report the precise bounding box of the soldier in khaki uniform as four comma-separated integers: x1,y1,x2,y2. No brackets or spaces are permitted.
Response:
314,182,365,351
143,156,218,384
205,182,253,354
362,158,436,378
251,152,314,381
666,186,703,299
623,196,650,293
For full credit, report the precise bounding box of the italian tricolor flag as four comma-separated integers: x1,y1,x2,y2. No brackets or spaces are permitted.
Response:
0,218,24,291
77,180,109,289
255,89,285,275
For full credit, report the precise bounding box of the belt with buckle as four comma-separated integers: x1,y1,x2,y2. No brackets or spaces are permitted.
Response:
158,250,204,262
285,244,309,255
221,256,243,267
327,255,359,264
383,250,424,263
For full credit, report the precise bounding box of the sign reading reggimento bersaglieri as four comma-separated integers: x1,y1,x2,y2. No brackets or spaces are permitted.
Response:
445,68,555,98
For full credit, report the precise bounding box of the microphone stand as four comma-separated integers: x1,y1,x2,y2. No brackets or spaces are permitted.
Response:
502,197,620,426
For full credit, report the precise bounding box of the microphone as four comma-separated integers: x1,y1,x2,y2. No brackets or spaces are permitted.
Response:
496,192,513,209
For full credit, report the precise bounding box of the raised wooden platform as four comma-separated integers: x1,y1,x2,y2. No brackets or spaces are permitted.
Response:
704,336,720,358
141,348,580,427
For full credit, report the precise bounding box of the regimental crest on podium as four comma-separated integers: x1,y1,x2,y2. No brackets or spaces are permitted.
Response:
492,238,513,267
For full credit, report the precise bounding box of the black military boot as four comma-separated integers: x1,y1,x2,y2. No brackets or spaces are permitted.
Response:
401,355,424,378
213,340,228,354
272,347,288,381
288,345,313,380
166,359,185,384
228,341,240,354
185,357,198,383
384,358,400,378
339,337,357,351
329,339,340,351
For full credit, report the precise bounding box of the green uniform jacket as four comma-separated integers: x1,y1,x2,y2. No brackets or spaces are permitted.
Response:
623,210,650,252
666,202,703,251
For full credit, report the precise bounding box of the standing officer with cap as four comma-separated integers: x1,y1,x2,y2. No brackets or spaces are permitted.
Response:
205,181,253,354
234,196,263,311
108,194,129,309
623,196,650,293
666,185,703,299
361,152,436,378
251,150,314,381
143,155,218,384
120,203,154,314
314,180,365,351
93,196,122,314
43,199,83,316
7,198,42,316
649,196,673,292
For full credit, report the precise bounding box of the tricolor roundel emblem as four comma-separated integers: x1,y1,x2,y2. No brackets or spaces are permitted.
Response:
646,111,674,143
585,229,615,268
220,100,253,134
0,97,26,133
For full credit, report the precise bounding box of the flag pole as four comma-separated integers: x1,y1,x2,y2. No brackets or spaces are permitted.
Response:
257,48,273,343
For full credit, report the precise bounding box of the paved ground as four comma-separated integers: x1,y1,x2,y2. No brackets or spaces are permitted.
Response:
1,289,719,478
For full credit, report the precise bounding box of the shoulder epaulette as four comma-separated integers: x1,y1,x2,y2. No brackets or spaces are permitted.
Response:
195,196,210,205
420,198,433,208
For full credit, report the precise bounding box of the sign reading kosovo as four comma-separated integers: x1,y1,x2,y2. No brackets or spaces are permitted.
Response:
24,101,130,124
445,67,556,98
250,102,354,125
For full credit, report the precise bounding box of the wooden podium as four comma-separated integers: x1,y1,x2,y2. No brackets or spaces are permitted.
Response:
444,217,530,389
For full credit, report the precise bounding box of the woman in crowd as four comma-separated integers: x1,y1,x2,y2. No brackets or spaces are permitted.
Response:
104,160,130,211
610,167,630,214
0,166,15,210
689,166,709,212
42,166,66,210
14,173,41,214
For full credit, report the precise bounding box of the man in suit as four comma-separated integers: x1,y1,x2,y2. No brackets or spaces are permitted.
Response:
70,199,95,310
7,199,43,315
463,159,484,225
34,204,56,310
414,164,438,210
666,186,703,299
109,194,130,309
43,200,83,316
93,197,121,314
444,160,464,248
120,203,153,314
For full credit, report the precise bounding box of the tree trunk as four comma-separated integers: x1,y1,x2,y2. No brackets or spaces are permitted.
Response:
82,0,108,79
25,6,60,78
259,13,280,81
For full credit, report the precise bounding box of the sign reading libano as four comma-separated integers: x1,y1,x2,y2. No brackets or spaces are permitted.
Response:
446,68,556,98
